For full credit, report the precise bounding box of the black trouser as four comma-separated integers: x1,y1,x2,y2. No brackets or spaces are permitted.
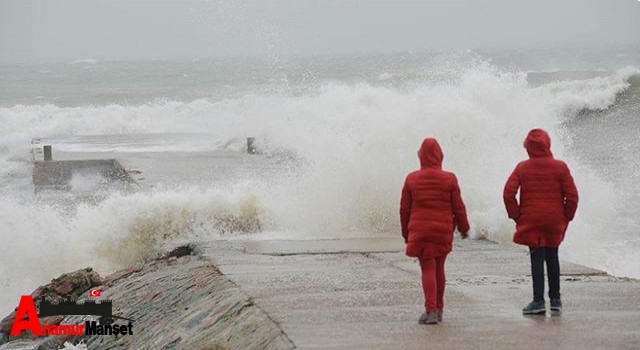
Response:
529,247,560,302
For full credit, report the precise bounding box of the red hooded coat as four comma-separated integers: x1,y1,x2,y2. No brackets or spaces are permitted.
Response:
503,129,579,248
400,138,470,259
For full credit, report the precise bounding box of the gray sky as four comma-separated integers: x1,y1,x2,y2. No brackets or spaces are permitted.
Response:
1,0,639,63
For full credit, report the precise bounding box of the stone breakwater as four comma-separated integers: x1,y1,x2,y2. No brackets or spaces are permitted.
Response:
0,247,294,350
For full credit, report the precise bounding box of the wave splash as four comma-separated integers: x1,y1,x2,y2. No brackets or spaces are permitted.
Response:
0,64,639,315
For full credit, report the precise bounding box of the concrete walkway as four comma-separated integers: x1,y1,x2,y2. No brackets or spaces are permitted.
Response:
201,238,640,350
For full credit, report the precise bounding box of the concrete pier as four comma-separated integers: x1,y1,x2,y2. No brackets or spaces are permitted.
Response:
201,238,640,349
32,159,133,192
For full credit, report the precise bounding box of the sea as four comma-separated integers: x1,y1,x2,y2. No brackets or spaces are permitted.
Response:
1,47,639,316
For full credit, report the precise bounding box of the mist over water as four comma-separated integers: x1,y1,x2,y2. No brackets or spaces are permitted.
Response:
1,49,640,316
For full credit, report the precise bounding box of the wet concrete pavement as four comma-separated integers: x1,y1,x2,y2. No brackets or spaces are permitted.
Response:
201,238,640,350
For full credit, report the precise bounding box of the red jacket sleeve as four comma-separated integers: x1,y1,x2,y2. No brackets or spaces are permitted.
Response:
503,164,521,221
561,164,579,221
451,175,470,233
400,179,412,242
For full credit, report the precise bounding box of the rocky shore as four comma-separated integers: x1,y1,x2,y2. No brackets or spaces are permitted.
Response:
0,246,293,350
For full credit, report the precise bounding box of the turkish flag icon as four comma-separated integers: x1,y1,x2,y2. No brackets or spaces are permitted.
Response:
89,289,101,298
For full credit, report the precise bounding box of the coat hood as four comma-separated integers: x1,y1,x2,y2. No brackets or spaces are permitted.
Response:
524,129,553,158
418,138,443,168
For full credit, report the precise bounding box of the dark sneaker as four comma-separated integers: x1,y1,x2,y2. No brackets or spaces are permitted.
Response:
522,300,546,315
418,311,438,325
437,310,443,323
550,298,562,312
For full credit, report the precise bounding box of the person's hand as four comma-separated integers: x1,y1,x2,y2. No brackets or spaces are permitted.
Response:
460,231,469,240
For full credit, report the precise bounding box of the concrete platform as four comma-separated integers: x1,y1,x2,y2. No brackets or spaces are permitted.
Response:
32,159,134,192
34,134,292,189
200,238,640,350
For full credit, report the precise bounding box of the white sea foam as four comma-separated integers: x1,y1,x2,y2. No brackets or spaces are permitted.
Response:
0,64,638,316
71,58,99,65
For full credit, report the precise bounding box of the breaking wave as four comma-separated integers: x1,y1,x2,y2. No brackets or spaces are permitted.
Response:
1,64,639,315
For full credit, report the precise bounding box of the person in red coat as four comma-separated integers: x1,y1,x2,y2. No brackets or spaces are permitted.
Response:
503,129,579,315
400,138,470,325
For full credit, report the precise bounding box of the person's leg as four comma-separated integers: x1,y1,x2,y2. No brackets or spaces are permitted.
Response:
435,254,447,311
435,254,447,322
523,247,547,314
530,247,546,302
545,247,561,300
419,258,437,312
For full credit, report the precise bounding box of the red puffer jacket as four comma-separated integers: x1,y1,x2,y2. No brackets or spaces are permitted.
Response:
503,129,579,248
400,138,470,259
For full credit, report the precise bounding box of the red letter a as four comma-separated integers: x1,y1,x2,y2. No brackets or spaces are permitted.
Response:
9,296,43,336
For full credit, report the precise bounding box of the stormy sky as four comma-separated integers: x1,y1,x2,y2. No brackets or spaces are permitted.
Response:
1,0,639,62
